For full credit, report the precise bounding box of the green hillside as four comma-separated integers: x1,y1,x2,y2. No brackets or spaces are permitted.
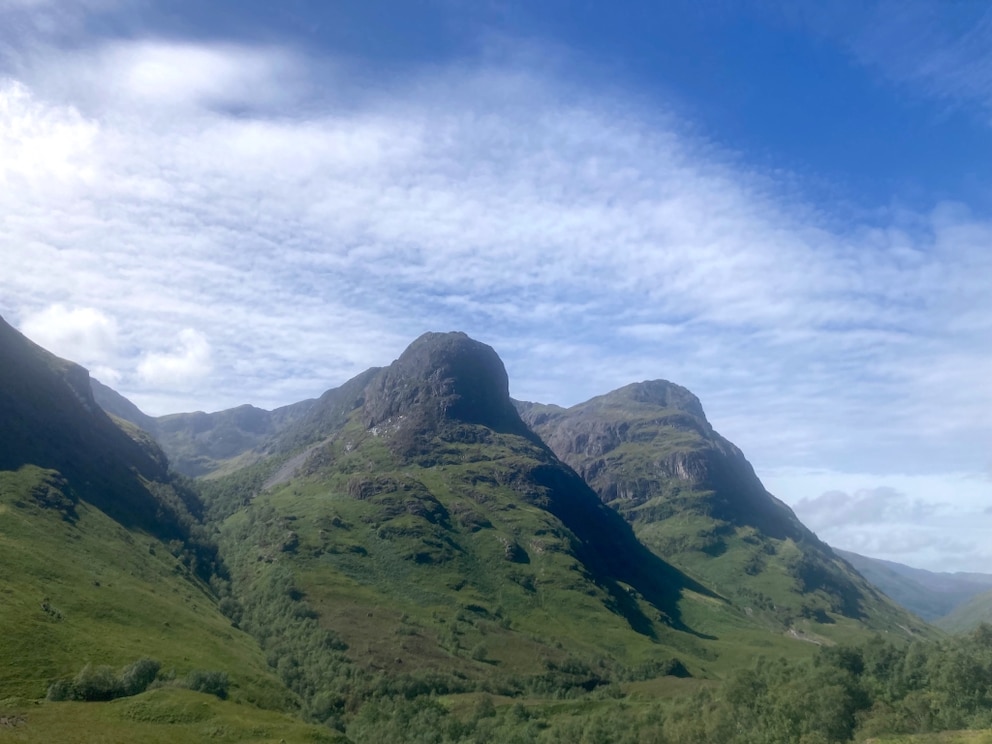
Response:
0,316,320,740
10,321,974,742
204,333,798,724
0,464,291,706
517,381,932,642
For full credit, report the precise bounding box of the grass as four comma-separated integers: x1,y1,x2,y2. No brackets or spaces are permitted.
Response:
0,688,342,743
212,411,844,709
0,465,293,710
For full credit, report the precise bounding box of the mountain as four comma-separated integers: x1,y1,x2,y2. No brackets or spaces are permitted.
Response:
0,317,195,541
91,378,316,477
836,549,992,629
9,322,949,740
0,315,336,741
517,381,930,640
938,588,992,633
206,332,756,716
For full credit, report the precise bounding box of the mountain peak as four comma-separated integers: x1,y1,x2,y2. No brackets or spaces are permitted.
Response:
596,380,707,421
363,331,525,436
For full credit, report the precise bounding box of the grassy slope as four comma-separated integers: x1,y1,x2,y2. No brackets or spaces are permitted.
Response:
217,409,824,707
518,388,934,644
0,465,294,709
0,688,340,744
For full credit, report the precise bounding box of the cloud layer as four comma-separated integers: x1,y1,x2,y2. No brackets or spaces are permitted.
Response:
1,16,990,568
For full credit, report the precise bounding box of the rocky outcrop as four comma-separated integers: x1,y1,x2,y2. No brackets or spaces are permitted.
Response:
518,381,809,541
363,332,526,434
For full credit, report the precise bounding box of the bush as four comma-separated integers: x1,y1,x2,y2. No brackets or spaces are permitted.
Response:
46,678,75,702
73,663,122,701
46,658,162,702
120,657,161,696
185,669,229,699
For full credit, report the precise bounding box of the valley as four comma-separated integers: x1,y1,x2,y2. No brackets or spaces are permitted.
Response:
2,319,991,742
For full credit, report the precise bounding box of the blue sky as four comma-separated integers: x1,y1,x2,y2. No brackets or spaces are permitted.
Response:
1,0,991,571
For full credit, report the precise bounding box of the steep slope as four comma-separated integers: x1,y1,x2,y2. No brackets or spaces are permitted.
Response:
0,317,197,542
208,333,797,721
837,549,992,628
0,316,320,738
518,381,931,640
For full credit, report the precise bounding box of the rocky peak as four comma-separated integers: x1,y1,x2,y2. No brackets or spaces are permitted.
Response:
362,332,526,436
594,380,708,422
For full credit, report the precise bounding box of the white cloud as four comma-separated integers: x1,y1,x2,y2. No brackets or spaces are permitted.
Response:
762,467,992,571
0,30,989,581
32,40,311,114
19,303,118,366
137,328,212,389
793,487,940,532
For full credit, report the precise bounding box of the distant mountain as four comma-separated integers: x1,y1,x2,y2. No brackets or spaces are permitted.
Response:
836,549,992,629
517,381,929,639
938,588,992,633
91,378,316,477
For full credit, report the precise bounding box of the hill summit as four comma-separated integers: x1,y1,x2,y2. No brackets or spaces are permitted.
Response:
364,332,524,433
518,379,927,637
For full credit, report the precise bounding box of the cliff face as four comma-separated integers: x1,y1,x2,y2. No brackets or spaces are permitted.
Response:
517,381,923,633
518,381,807,540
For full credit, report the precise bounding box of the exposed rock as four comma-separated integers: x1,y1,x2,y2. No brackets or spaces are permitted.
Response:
362,332,531,443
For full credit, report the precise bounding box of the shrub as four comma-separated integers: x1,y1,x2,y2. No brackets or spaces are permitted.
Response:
185,669,229,699
46,678,75,702
46,658,162,702
120,657,161,696
73,663,122,701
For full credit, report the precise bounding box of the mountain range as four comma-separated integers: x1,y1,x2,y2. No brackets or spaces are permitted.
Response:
836,548,992,630
2,316,970,742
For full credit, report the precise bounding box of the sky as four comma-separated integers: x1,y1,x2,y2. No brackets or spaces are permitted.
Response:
1,0,991,572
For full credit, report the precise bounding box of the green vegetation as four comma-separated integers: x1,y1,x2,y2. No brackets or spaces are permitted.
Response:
518,383,934,643
0,688,343,743
7,325,992,742
0,465,293,709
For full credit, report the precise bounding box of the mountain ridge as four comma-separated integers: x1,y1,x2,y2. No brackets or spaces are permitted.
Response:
517,379,929,638
89,333,930,641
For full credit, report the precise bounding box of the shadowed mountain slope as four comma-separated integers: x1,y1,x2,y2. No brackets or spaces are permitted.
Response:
0,317,199,541
517,381,931,639
206,333,798,716
0,315,304,724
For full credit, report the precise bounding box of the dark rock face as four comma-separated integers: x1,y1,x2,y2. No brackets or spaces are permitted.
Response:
363,332,530,440
517,380,898,625
596,380,708,422
519,381,808,541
